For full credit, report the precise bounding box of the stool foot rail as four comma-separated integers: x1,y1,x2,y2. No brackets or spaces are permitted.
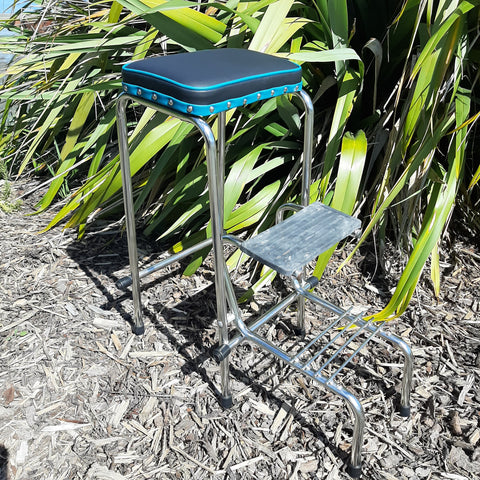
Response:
300,287,413,416
116,238,214,290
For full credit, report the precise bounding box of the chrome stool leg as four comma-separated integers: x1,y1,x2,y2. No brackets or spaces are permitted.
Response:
117,95,144,335
290,90,314,337
325,383,365,478
212,111,232,408
378,332,413,416
193,110,232,408
344,392,366,478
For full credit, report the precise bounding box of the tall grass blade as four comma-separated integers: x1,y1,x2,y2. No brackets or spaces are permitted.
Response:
249,0,294,52
313,130,367,279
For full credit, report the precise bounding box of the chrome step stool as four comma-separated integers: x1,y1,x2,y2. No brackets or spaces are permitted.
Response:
115,48,413,478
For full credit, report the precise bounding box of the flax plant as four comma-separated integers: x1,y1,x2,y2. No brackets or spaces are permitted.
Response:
0,0,478,316
345,0,480,319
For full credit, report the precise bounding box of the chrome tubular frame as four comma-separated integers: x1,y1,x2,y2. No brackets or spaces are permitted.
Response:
116,92,234,402
116,88,412,477
300,286,414,414
293,90,314,336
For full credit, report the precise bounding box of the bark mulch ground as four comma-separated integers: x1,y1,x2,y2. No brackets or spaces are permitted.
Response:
1,178,479,480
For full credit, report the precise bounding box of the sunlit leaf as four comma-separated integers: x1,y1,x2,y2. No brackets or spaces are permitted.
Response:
249,0,294,53
313,130,367,279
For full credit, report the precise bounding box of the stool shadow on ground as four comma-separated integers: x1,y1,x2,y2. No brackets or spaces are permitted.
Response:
145,285,346,463
66,231,138,325
0,445,9,480
66,232,385,470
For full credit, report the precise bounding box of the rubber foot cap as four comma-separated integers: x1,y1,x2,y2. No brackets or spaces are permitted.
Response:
132,324,145,336
295,328,306,338
399,405,411,417
347,464,362,478
219,395,233,410
116,277,132,290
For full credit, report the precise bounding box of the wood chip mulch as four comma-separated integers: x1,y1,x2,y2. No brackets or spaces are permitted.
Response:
1,179,479,480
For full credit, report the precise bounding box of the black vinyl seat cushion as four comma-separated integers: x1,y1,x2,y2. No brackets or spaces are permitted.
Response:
122,49,302,116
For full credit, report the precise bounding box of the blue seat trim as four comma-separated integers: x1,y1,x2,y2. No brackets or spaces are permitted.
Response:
122,81,303,116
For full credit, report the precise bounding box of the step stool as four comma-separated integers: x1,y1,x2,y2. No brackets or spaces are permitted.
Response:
115,48,413,478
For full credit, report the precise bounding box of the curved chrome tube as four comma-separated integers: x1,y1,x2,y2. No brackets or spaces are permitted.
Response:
294,89,314,209
291,90,315,336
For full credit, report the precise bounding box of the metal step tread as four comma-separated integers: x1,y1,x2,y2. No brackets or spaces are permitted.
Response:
239,202,361,276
